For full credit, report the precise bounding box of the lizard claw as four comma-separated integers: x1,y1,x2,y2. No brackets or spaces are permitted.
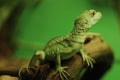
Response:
53,66,71,80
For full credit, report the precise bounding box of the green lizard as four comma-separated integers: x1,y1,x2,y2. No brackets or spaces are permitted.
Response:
19,10,102,80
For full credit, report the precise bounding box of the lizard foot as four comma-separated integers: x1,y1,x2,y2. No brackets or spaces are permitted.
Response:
81,52,95,68
53,66,70,80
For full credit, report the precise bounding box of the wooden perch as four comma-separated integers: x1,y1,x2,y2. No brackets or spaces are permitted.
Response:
0,35,114,80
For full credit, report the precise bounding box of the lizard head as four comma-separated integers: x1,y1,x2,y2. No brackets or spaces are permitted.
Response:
75,10,102,29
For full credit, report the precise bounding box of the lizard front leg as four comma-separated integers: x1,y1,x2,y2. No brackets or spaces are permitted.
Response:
86,32,101,38
54,53,70,80
79,43,95,68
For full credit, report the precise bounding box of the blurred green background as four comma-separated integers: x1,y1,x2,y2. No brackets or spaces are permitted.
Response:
10,0,120,80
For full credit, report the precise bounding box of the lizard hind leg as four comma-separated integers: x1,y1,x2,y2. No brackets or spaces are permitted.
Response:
28,50,45,70
18,50,45,80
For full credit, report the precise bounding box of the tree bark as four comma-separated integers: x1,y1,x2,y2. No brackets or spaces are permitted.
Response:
0,35,114,80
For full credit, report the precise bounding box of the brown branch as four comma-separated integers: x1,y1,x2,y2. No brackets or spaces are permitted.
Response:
0,58,29,77
0,35,114,80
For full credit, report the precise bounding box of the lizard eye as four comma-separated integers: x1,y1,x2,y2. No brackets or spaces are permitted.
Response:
92,11,95,15
91,11,96,16
90,10,96,16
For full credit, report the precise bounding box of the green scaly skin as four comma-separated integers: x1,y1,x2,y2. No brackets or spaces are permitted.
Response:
20,10,102,80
